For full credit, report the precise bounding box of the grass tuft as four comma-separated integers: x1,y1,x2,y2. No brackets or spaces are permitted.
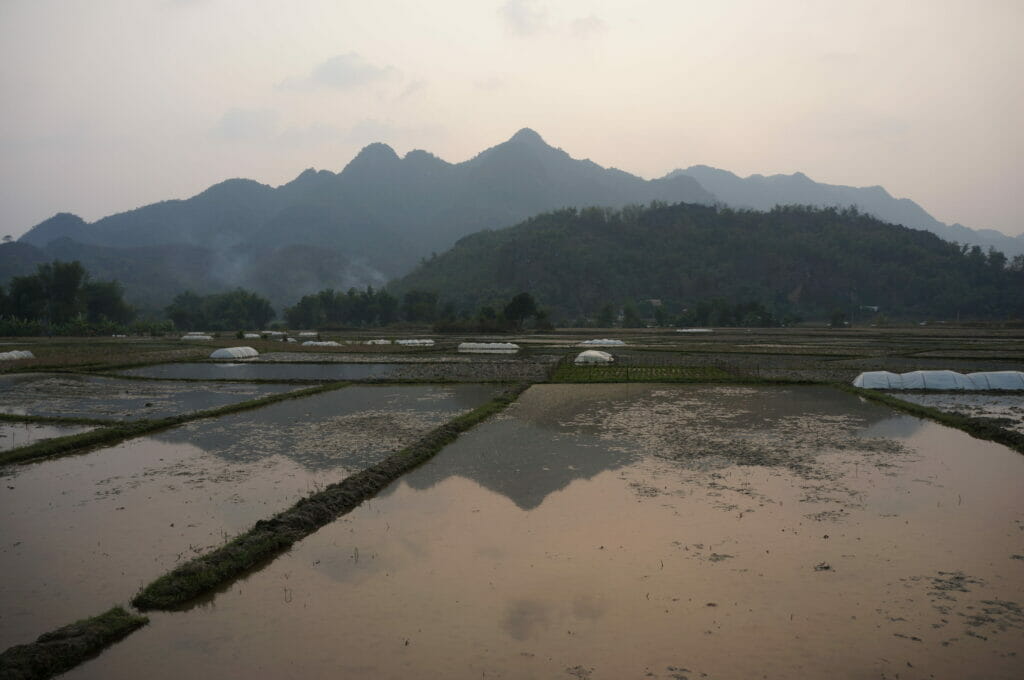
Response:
0,606,147,680
551,363,732,383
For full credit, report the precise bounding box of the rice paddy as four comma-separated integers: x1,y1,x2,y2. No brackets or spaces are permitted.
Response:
1,327,1022,679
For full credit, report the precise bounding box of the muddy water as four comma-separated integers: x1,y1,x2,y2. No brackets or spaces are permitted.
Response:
66,385,1024,679
119,362,404,381
0,373,298,420
0,384,497,649
0,422,93,451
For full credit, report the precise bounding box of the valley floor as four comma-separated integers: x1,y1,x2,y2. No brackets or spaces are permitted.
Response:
1,325,1022,679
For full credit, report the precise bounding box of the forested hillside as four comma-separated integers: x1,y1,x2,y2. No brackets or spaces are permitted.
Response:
391,203,1024,323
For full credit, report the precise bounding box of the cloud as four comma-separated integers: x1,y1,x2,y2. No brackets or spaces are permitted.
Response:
474,75,509,91
279,52,397,91
499,0,547,37
397,79,427,100
570,14,606,39
163,0,212,8
209,108,278,141
340,119,402,145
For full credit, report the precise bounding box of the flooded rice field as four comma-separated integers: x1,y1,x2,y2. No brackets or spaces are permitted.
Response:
0,373,298,420
0,421,94,451
65,385,1024,679
119,362,404,381
892,392,1024,436
0,384,498,649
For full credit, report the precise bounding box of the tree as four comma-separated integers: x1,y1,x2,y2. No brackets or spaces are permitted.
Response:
83,280,135,324
165,289,273,331
621,303,643,328
165,291,206,331
1,260,134,329
402,290,438,323
533,308,554,331
653,306,668,327
8,274,47,322
503,292,538,328
40,261,87,325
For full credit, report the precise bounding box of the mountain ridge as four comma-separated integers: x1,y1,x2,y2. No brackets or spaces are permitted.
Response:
668,164,1024,256
7,129,1021,313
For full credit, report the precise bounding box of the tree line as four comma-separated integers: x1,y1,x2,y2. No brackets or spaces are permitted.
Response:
0,261,137,335
0,260,554,333
6,240,1024,337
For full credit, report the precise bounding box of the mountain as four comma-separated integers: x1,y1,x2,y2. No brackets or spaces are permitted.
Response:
391,203,1024,321
8,129,713,311
668,165,1024,257
17,212,88,246
7,129,1021,314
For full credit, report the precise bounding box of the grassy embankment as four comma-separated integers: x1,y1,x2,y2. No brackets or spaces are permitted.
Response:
839,384,1024,455
551,363,732,383
132,382,530,610
0,607,147,680
0,381,351,466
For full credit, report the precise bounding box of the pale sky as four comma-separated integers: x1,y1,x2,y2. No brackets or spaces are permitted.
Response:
1,0,1021,238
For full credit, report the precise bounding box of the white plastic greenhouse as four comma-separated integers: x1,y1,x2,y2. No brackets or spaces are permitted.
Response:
574,350,614,365
397,339,434,346
580,339,626,347
302,340,341,347
853,370,1024,391
365,339,392,345
210,347,258,360
965,371,1024,390
0,350,34,361
458,342,520,354
852,371,904,389
182,334,213,341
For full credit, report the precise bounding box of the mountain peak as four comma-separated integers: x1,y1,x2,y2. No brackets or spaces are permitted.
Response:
353,142,399,162
19,212,87,247
342,142,401,176
508,128,547,146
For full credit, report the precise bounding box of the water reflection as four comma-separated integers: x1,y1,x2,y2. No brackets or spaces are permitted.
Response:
153,384,499,472
0,422,93,452
403,384,925,510
62,387,1024,680
402,417,634,510
0,385,497,648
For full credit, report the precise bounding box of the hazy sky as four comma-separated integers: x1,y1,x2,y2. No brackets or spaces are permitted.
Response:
1,0,1021,238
